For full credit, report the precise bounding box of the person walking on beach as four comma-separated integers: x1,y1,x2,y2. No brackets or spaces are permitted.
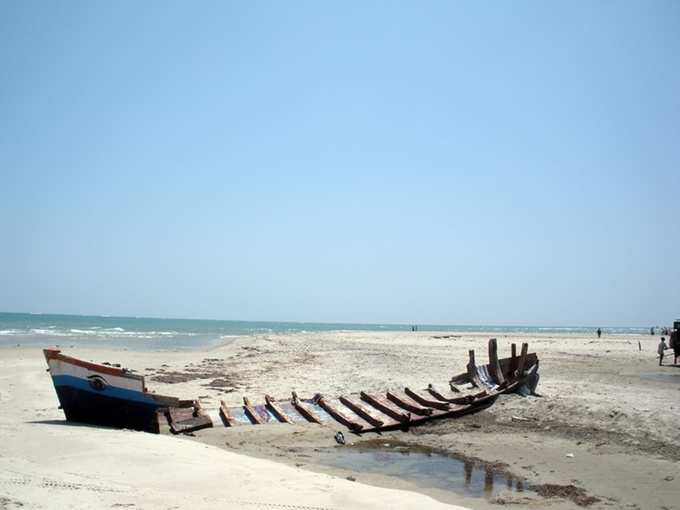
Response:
658,337,668,366
597,328,602,339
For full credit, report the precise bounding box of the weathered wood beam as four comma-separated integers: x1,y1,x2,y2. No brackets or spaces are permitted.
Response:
314,394,364,432
170,415,213,434
509,343,518,378
404,387,450,411
339,396,385,428
219,400,236,427
291,392,322,424
426,384,482,405
515,343,529,380
360,392,410,423
265,395,293,424
467,349,485,388
386,391,433,416
243,396,264,425
488,338,505,386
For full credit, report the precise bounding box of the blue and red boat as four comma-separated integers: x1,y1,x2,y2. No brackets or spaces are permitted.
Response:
43,348,184,432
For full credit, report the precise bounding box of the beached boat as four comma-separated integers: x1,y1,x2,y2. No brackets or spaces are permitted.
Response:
43,348,191,432
44,339,539,434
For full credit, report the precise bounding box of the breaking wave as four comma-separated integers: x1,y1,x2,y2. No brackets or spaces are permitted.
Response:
2,327,195,341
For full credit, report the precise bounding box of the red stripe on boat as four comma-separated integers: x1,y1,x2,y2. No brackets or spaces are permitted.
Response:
43,349,139,379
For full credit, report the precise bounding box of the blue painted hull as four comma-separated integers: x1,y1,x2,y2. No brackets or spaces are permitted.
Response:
54,384,163,432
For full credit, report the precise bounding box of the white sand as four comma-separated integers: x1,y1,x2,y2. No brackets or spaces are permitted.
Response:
0,347,465,510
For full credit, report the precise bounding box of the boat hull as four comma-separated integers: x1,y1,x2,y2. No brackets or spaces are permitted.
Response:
44,348,165,432
54,384,161,432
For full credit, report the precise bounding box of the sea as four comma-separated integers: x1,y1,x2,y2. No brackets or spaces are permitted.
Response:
0,312,651,351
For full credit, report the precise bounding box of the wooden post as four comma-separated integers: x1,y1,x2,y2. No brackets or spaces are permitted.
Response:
467,349,485,388
488,338,505,386
515,343,529,379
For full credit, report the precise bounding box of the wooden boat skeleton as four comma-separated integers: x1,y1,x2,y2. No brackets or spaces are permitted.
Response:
43,338,539,435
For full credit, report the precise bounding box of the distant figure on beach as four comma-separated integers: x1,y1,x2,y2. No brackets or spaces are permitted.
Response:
650,327,655,335
597,328,602,338
671,330,680,365
658,337,667,366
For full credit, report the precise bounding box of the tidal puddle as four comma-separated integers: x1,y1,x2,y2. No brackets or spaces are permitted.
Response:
314,446,527,499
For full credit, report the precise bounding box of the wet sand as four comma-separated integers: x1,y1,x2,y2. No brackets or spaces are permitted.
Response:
1,331,679,509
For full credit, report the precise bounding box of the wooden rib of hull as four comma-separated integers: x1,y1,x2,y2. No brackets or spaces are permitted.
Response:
488,338,505,385
339,396,388,428
427,384,484,405
360,392,410,423
403,387,450,410
315,394,364,432
243,396,264,425
291,392,322,424
219,400,237,427
467,350,486,389
265,395,293,424
386,391,433,416
515,343,529,379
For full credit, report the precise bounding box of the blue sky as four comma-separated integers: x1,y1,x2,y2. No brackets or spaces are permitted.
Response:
2,2,679,326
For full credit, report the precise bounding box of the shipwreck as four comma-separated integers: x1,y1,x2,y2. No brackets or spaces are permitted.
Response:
43,339,539,435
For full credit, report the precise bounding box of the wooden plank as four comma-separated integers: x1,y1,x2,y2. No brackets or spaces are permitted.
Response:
426,384,482,405
167,406,194,424
265,395,293,424
509,343,518,380
170,414,213,434
488,338,505,386
360,392,410,423
154,409,168,434
404,387,451,411
291,392,322,424
243,396,264,425
515,343,529,379
314,394,364,432
386,391,433,416
447,381,462,393
219,400,237,427
149,393,182,407
339,396,385,428
467,349,485,388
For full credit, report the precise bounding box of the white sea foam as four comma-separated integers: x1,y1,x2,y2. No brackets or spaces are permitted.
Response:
1,327,195,341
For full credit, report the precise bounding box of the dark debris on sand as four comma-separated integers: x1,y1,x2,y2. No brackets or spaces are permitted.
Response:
530,483,600,507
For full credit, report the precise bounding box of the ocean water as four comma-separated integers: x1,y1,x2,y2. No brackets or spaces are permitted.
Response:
0,312,650,351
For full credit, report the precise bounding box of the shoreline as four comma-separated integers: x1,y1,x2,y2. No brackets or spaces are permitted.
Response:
2,330,679,509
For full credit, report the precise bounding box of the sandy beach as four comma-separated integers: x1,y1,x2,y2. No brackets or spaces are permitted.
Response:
1,331,679,509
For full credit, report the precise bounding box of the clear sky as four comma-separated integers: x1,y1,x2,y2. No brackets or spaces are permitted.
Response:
2,1,679,327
